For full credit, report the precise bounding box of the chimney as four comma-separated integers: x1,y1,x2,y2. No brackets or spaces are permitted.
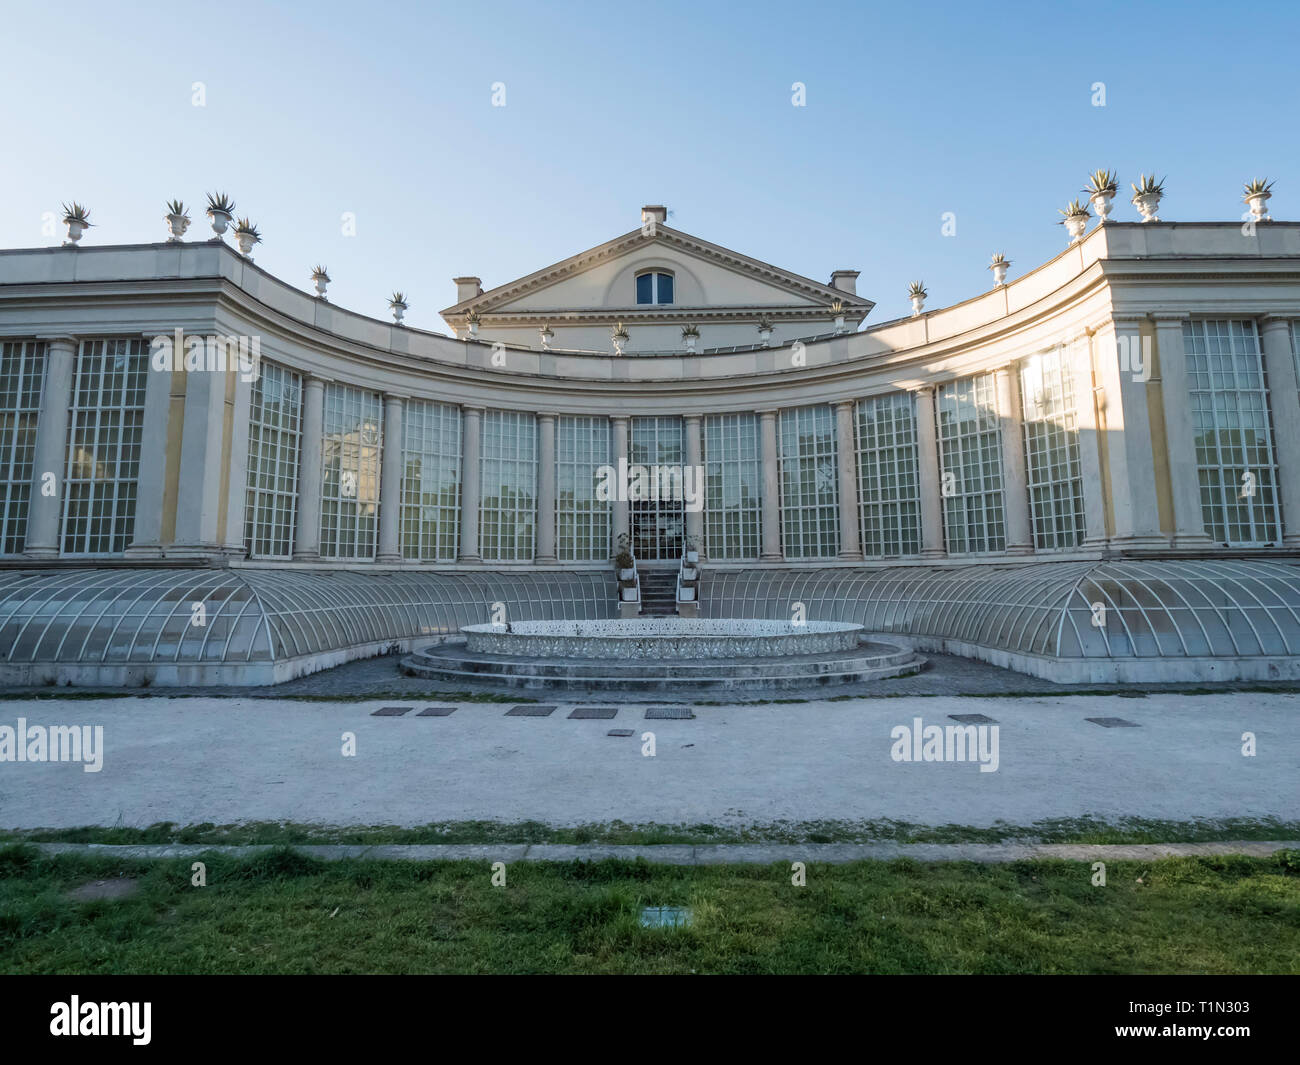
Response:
453,276,482,304
641,205,667,227
830,270,859,296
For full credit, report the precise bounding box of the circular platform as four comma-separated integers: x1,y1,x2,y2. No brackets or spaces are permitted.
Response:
402,622,924,694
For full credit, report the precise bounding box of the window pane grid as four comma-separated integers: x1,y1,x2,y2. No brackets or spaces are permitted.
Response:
320,383,382,559
629,415,684,560
401,399,461,562
1185,319,1281,545
779,404,838,559
244,361,302,559
1020,350,1085,550
937,373,1005,554
855,393,920,557
703,412,761,560
0,340,45,554
61,338,146,556
480,409,537,562
556,415,610,562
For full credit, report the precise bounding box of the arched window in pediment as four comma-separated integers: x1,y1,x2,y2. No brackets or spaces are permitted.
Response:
635,270,674,305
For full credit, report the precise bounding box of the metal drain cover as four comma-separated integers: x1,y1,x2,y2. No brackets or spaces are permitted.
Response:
506,704,557,717
949,713,998,724
569,706,618,719
645,706,695,719
640,906,692,928
1086,717,1141,728
607,729,635,737
417,706,456,717
371,706,411,716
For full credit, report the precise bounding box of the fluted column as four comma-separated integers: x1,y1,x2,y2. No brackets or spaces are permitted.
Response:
292,376,325,561
1095,316,1165,548
376,394,405,562
1153,314,1211,548
23,336,76,558
758,408,782,561
1071,333,1109,548
995,366,1033,555
169,347,230,559
684,413,704,556
834,400,863,559
458,405,483,562
536,412,558,563
1260,315,1300,547
611,415,629,557
914,386,944,558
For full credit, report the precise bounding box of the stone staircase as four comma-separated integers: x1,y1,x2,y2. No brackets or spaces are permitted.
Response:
637,569,679,616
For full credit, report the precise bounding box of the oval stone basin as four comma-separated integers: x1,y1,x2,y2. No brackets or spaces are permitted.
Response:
460,618,865,659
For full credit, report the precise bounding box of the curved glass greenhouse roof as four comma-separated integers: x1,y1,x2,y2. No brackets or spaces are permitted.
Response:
0,568,614,667
699,559,1300,661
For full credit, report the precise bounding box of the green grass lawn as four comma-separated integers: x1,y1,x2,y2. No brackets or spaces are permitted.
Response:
3,845,1298,974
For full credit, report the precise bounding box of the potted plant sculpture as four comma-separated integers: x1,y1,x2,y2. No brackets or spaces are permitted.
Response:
1130,174,1165,223
206,192,235,238
466,309,481,338
234,218,261,257
685,534,700,565
831,299,846,333
681,323,700,353
988,253,1011,287
389,291,408,325
311,264,331,299
165,199,190,241
757,318,773,346
1084,169,1119,223
908,281,927,316
539,323,554,349
1244,178,1274,223
61,202,92,246
612,321,630,355
1059,198,1091,242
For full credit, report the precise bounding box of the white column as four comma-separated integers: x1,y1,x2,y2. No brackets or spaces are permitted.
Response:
376,394,405,562
125,334,173,558
684,413,704,557
914,386,944,558
1070,333,1109,548
1153,314,1212,548
535,412,557,563
611,415,630,558
219,369,254,558
23,336,76,558
169,358,228,558
1260,315,1300,547
458,405,483,563
1094,316,1166,548
834,400,863,559
758,408,783,561
292,376,325,561
995,366,1033,555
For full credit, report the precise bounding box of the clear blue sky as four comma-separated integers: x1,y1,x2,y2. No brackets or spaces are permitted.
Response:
2,0,1297,324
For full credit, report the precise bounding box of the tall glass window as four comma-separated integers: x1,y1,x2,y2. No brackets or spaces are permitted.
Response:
61,338,147,556
401,399,461,562
636,271,674,305
629,415,684,560
320,383,382,559
557,415,610,562
480,409,537,561
244,361,302,559
779,404,838,558
0,340,45,554
855,393,920,557
1185,320,1281,545
1019,350,1086,550
703,412,762,560
936,373,1005,554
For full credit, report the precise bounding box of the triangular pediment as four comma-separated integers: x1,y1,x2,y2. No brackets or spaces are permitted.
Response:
440,225,871,325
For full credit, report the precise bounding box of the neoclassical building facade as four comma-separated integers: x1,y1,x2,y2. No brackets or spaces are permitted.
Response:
2,204,1300,685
